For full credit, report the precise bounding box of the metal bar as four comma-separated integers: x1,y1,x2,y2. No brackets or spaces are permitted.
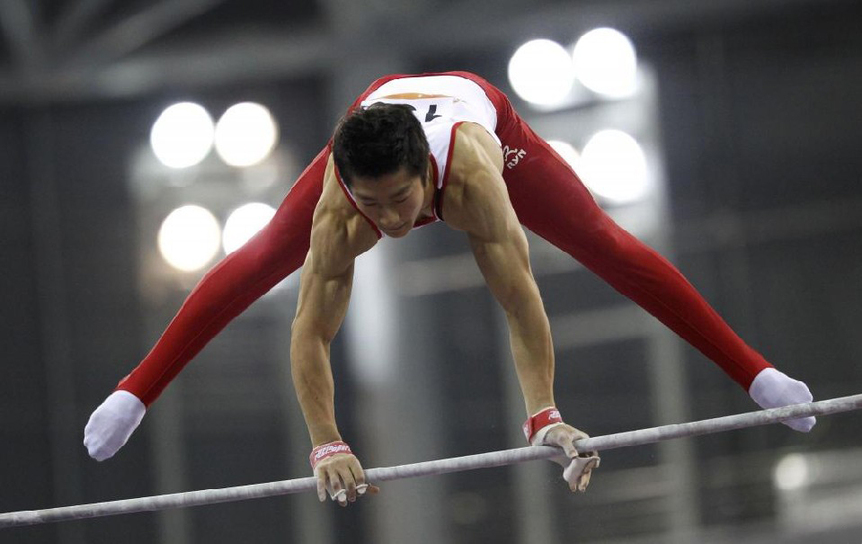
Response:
2,394,861,529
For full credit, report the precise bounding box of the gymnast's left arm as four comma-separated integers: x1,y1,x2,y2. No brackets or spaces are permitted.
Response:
449,125,599,492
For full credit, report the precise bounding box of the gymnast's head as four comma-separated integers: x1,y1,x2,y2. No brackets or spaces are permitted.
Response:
332,103,432,237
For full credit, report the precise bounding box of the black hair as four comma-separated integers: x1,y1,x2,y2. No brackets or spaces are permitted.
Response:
332,103,430,188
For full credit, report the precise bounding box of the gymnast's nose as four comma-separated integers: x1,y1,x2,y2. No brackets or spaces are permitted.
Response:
377,207,401,229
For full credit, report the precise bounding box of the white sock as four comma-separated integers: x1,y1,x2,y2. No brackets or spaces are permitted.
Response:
748,368,816,432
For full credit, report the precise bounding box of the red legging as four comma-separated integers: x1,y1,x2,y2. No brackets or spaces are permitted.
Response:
119,72,770,407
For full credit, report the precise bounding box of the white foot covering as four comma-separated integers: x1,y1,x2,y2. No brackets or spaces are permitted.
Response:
84,390,146,461
748,368,816,432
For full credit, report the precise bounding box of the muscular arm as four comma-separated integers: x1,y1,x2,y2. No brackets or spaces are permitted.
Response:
471,216,556,415
290,161,378,446
448,124,555,415
291,246,354,445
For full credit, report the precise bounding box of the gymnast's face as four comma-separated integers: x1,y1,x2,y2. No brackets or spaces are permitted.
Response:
351,166,429,238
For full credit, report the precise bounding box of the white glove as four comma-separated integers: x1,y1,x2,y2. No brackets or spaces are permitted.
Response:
84,390,146,461
563,455,601,490
538,425,601,492
748,368,816,432
525,407,600,492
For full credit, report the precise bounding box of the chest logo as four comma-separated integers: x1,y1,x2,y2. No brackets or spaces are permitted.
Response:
503,145,527,169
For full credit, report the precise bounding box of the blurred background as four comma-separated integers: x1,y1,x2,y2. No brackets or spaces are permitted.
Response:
2,0,862,542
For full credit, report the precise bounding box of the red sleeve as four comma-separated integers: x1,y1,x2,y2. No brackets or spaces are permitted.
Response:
117,147,327,407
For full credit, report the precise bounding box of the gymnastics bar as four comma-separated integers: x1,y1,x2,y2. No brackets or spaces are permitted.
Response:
2,393,861,529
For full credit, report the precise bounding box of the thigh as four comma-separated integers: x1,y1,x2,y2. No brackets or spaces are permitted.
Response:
246,144,329,278
499,117,609,255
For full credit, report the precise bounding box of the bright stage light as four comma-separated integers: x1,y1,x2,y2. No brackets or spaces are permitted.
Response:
579,129,650,205
773,453,811,491
508,39,575,106
547,140,581,171
150,102,214,169
222,202,276,254
215,102,280,167
572,28,638,98
158,205,221,272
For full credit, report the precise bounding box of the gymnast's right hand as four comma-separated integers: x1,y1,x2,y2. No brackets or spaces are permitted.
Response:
310,441,379,507
84,390,146,461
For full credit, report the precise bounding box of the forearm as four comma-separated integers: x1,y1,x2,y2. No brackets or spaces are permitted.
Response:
290,327,342,446
505,294,556,415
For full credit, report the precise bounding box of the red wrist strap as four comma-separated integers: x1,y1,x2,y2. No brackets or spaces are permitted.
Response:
309,441,352,469
523,407,563,443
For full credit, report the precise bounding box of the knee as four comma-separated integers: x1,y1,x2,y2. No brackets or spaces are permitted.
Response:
572,213,631,260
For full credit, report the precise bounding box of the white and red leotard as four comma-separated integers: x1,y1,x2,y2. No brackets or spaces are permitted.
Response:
117,72,772,406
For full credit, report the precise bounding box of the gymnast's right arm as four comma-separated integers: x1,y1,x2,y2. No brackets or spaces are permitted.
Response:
291,190,379,506
291,235,370,506
290,230,354,449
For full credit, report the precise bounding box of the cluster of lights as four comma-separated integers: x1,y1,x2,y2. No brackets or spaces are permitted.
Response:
154,30,641,270
158,203,277,272
509,28,648,205
773,453,811,492
548,129,650,206
150,102,279,169
508,28,638,106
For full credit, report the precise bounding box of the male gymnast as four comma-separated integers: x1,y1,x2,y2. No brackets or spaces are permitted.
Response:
84,71,815,507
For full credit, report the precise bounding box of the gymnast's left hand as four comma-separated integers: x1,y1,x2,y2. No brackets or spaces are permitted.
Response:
540,424,600,493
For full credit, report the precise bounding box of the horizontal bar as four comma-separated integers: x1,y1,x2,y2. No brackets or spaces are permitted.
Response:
2,393,861,529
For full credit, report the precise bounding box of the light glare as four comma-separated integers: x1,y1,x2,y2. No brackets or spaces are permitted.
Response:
508,39,575,106
773,454,810,491
223,203,277,254
579,130,650,204
548,140,581,172
215,102,279,167
158,205,221,272
150,102,214,168
573,28,638,98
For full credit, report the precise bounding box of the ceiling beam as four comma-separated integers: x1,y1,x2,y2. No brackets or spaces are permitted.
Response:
0,0,853,104
65,0,231,68
52,0,118,52
0,0,44,71
0,25,333,103
410,0,856,53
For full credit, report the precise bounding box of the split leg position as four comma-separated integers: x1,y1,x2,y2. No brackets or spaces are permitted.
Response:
84,77,814,506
